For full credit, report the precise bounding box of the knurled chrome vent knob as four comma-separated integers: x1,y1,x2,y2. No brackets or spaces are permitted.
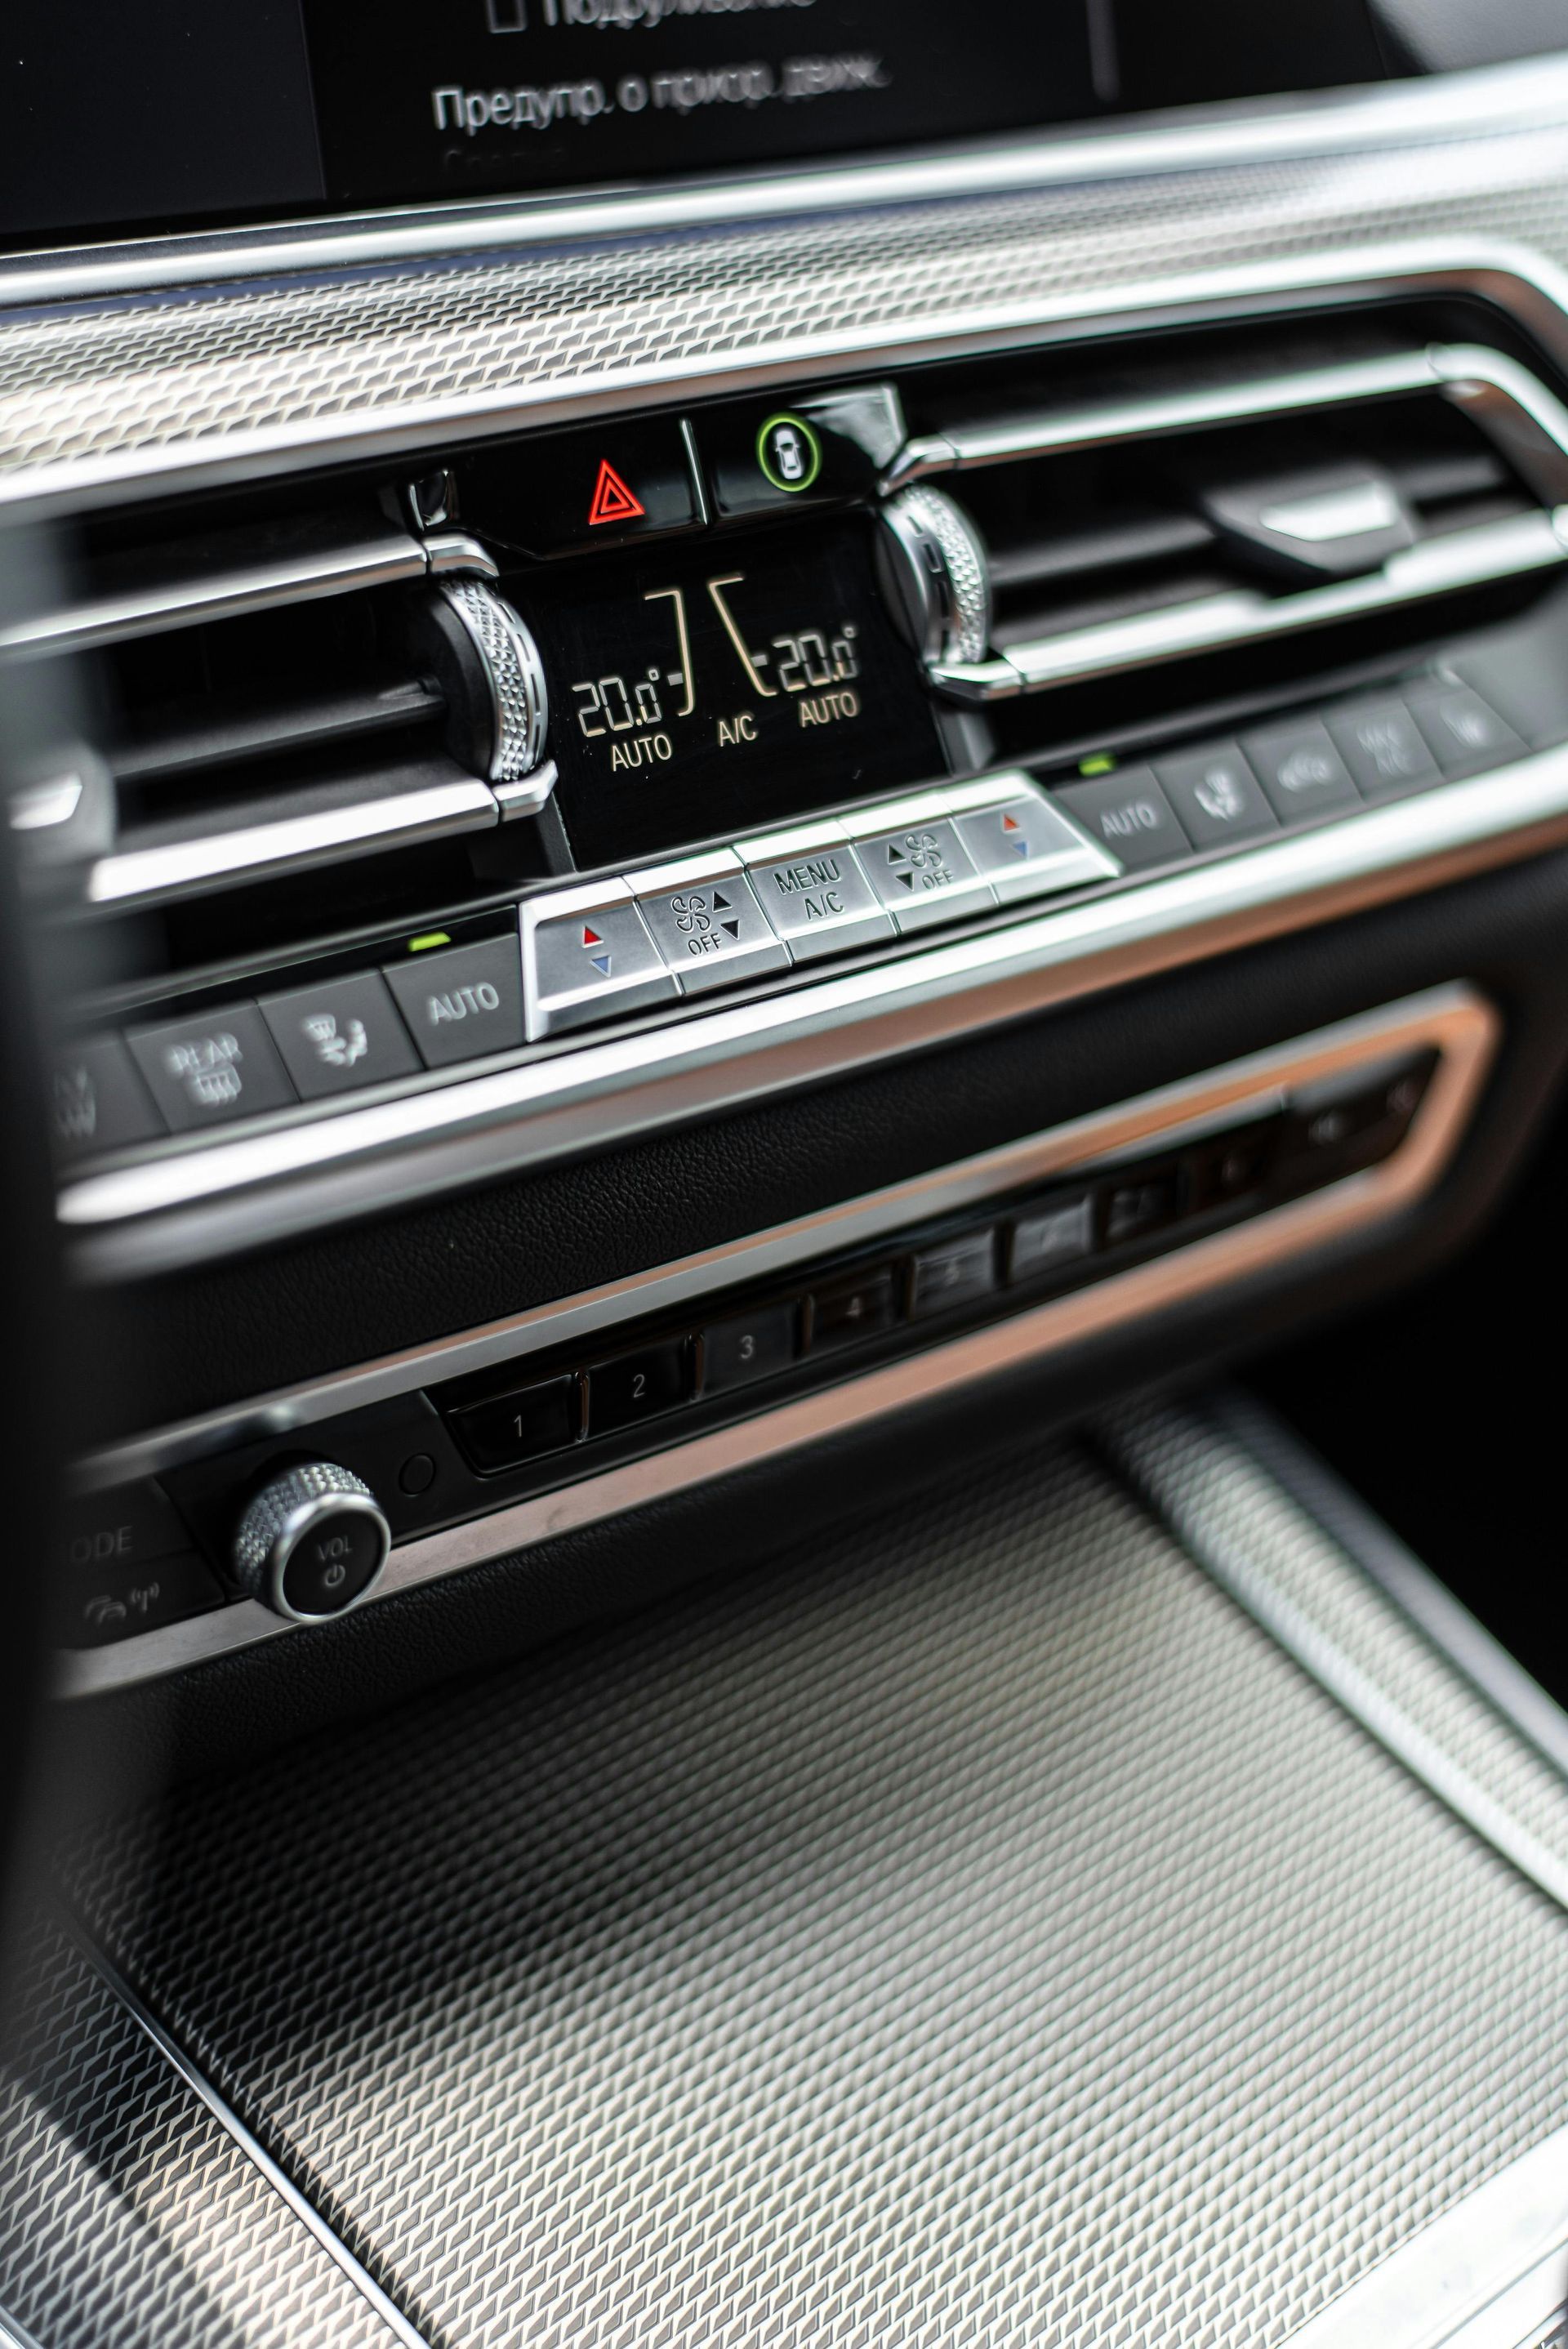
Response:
877,485,993,671
232,1462,391,1623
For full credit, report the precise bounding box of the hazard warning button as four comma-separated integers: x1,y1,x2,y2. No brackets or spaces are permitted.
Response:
459,418,702,557
520,880,678,1038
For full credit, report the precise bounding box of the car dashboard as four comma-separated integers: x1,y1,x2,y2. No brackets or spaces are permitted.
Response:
6,9,1568,2349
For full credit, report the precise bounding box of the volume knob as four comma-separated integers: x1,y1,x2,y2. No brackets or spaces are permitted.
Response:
232,1462,390,1623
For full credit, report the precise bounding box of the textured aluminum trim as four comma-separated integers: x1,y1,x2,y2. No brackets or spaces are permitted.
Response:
83,775,501,912
52,1424,1568,2349
54,744,1566,1278
56,987,1497,1692
77,1937,434,2349
10,76,1568,515
6,59,1568,308
1216,1391,1568,1788
0,528,429,659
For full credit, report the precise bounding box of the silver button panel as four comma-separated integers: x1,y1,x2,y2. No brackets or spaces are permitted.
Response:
519,773,1117,1039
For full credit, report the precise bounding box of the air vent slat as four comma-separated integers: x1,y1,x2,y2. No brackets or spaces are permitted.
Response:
111,676,446,785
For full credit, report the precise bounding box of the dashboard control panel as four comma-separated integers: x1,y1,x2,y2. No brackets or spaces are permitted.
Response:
56,1018,1453,1669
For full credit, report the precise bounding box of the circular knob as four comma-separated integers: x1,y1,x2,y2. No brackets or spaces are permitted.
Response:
232,1463,390,1623
877,486,992,670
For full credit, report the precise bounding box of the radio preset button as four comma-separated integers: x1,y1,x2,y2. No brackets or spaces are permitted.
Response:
949,785,1120,901
450,1375,580,1474
634,852,790,993
260,970,420,1099
737,822,893,961
850,795,994,931
702,1301,798,1393
908,1230,998,1320
522,880,677,1038
383,936,526,1069
1009,1196,1094,1282
587,1339,693,1435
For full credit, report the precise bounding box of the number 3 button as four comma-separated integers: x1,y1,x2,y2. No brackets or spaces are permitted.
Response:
586,1339,693,1435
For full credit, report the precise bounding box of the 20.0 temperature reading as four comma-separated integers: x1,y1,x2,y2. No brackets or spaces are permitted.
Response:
568,572,862,757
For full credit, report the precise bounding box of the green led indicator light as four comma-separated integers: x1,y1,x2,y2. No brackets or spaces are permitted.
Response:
408,931,452,953
756,412,823,495
1079,755,1117,777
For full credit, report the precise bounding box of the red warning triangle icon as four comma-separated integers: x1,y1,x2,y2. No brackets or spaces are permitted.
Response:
586,461,645,528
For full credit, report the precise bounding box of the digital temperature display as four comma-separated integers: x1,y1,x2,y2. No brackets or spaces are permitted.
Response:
516,519,943,867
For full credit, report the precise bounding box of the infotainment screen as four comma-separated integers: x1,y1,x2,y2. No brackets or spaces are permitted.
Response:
1,0,1388,252
514,517,945,866
301,0,1101,208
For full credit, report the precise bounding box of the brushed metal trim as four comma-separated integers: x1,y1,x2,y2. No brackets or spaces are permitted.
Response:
56,987,1497,1692
934,509,1568,702
54,740,1566,1279
0,528,428,660
4,58,1568,309
83,775,501,911
1277,2120,1568,2349
1216,1391,1568,1789
72,1933,433,2349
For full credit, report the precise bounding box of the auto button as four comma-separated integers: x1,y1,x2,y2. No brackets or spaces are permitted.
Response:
382,935,526,1068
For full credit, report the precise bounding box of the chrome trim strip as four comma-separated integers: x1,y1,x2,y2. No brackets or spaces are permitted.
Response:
1278,2121,1568,2349
5,58,1568,307
74,1934,432,2349
1216,1391,1568,1789
54,735,1567,1280
0,529,428,660
84,777,500,911
936,509,1568,702
893,350,1441,481
57,987,1497,1691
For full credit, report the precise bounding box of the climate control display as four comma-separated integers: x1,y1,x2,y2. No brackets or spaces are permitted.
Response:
515,518,942,865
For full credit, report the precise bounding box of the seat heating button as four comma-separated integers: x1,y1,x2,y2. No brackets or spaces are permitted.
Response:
1241,720,1361,822
1009,1195,1094,1282
587,1339,693,1435
1052,768,1192,872
1406,684,1526,777
383,936,526,1068
260,971,420,1099
1325,698,1439,800
49,1033,164,1161
449,1375,580,1473
808,1268,898,1350
702,1302,798,1394
851,796,994,931
908,1230,998,1320
634,853,791,994
127,1002,296,1131
737,824,893,961
950,790,1120,901
1152,742,1280,848
522,883,677,1037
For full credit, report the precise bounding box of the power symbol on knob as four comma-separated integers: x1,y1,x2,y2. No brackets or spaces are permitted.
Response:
231,1462,391,1624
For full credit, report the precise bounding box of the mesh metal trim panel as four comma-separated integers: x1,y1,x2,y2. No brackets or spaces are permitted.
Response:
7,115,1568,493
53,1436,1568,2349
0,1925,402,2349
